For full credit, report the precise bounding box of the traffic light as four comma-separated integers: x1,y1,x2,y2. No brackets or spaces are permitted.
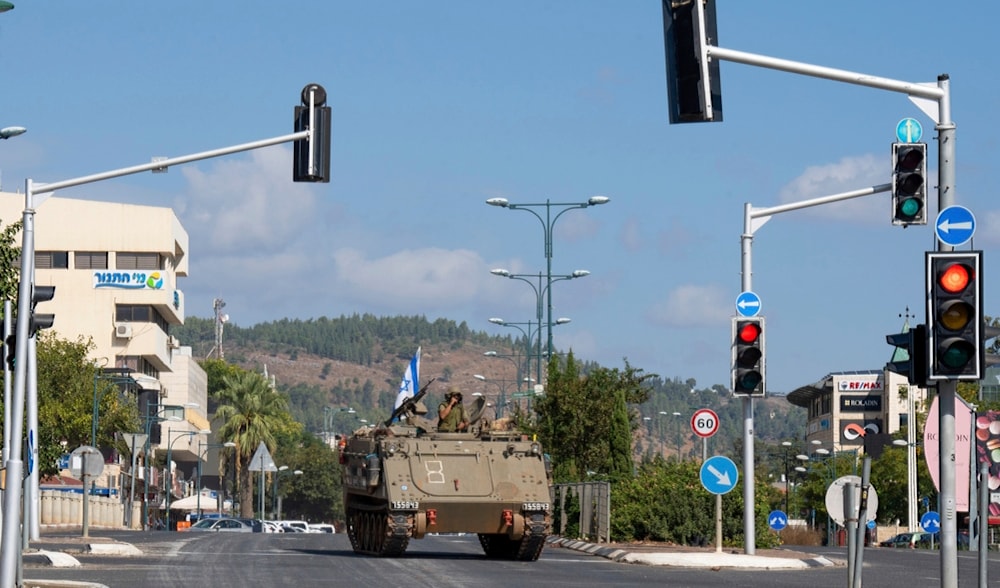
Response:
662,0,722,124
30,284,55,336
885,324,927,387
293,83,332,183
926,251,982,380
891,142,927,226
731,317,764,396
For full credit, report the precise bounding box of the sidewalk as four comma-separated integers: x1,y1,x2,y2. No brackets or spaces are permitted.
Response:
547,537,840,569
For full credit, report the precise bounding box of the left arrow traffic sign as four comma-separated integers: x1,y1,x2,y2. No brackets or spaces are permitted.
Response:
735,291,761,318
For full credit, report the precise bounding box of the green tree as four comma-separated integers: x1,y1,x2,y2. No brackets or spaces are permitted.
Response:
0,218,22,303
273,430,342,523
534,353,654,483
35,333,138,477
213,369,297,518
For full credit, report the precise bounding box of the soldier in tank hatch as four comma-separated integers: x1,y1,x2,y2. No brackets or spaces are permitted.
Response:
437,386,469,432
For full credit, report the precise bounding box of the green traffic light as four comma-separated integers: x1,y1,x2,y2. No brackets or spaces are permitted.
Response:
897,196,922,220
940,340,974,370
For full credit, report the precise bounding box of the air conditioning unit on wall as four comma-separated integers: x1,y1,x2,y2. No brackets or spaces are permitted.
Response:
115,324,132,339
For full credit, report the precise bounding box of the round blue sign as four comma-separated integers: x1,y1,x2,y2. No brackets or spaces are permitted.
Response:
700,455,738,495
920,511,941,533
768,510,788,531
935,206,976,247
735,291,761,318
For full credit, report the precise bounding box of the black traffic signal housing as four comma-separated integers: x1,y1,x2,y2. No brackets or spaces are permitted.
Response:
885,324,927,388
891,142,927,226
926,251,982,380
662,0,722,123
293,83,332,183
732,317,765,396
30,284,55,336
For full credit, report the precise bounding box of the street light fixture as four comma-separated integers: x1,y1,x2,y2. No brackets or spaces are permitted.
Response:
486,196,609,363
0,126,26,139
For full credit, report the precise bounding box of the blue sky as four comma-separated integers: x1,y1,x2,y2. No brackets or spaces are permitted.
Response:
0,1,996,394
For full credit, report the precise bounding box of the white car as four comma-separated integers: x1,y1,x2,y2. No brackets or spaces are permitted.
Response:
309,523,336,534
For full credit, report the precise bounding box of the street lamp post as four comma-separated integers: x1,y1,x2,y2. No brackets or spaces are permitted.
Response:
271,465,304,520
142,403,195,530
490,268,588,382
486,196,609,360
488,314,572,389
197,441,236,517
165,427,210,531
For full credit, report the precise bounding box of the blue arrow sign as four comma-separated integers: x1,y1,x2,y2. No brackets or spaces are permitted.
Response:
920,511,941,533
700,455,738,495
896,117,923,143
735,291,761,318
935,206,976,247
768,510,788,531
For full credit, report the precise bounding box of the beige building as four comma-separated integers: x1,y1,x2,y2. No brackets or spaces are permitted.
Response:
0,192,210,479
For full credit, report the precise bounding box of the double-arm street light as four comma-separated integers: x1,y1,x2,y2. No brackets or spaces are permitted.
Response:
197,440,236,517
489,268,589,378
486,196,609,361
165,428,211,530
488,315,572,387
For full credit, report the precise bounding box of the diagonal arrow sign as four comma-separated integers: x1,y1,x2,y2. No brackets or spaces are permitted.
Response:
707,464,731,486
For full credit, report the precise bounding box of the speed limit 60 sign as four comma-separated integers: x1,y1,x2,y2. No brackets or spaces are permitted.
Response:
691,408,719,439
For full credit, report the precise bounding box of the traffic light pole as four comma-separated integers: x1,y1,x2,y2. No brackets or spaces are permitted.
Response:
0,90,323,586
707,35,956,583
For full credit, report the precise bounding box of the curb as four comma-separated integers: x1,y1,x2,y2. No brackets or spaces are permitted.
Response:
548,537,837,569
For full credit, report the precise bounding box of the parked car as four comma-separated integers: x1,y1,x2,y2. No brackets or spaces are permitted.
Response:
187,518,253,533
917,530,970,550
309,523,336,534
237,518,264,533
879,532,929,548
278,520,312,533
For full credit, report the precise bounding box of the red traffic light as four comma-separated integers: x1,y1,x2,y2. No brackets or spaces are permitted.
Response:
737,322,762,344
938,263,972,294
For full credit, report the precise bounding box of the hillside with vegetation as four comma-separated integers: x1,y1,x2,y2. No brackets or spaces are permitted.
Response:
173,315,805,456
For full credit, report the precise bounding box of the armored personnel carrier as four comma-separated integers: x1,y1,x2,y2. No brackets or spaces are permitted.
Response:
340,382,552,560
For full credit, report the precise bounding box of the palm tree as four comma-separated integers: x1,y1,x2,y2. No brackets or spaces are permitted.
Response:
214,370,289,518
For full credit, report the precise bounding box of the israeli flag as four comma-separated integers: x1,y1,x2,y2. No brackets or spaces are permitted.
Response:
393,347,421,409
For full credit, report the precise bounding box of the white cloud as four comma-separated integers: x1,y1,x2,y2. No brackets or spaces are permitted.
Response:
778,154,886,222
330,247,485,308
647,284,730,328
178,146,318,253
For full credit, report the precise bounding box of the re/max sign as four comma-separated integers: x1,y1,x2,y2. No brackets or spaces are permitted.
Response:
839,395,881,412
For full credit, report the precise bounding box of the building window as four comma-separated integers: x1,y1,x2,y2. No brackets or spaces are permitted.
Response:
75,251,108,269
117,252,161,270
115,304,170,332
35,251,69,269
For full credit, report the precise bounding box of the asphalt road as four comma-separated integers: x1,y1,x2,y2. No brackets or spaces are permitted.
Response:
24,532,1000,588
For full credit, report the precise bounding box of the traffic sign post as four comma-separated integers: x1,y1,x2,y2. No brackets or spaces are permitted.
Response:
700,455,738,554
